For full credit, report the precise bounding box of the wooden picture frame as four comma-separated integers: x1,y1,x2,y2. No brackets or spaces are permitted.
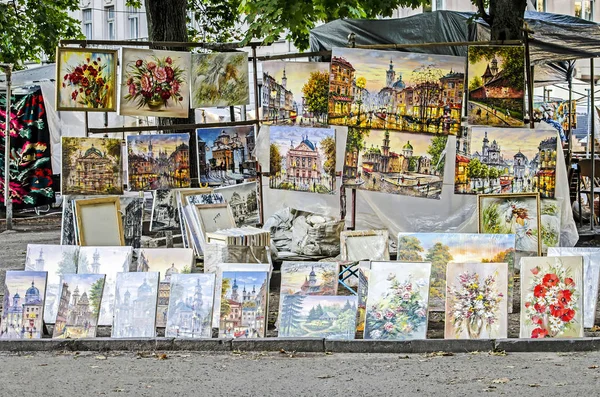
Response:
340,230,390,261
74,196,125,246
194,203,236,235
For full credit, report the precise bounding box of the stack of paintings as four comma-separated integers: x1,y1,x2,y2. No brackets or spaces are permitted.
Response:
214,182,259,227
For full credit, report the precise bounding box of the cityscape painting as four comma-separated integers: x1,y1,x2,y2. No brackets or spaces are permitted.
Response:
127,133,191,190
191,52,249,108
455,127,557,197
150,189,179,231
262,61,330,126
269,126,336,194
52,274,105,339
0,271,47,339
165,273,216,338
343,128,446,199
120,196,144,249
467,46,525,126
328,48,465,134
112,272,159,338
214,182,259,227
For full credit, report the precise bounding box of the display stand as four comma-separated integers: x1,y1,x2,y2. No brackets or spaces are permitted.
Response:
0,63,13,230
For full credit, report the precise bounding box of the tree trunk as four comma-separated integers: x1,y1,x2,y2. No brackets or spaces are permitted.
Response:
488,0,529,41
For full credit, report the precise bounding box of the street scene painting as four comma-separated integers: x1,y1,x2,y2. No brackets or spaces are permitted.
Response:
127,133,191,191
112,272,159,338
196,126,256,187
467,46,525,126
328,48,465,134
445,262,508,339
0,271,47,339
53,274,105,339
455,127,557,197
165,273,216,338
150,189,179,231
61,137,123,195
214,182,259,227
269,126,336,194
278,295,358,339
520,256,584,338
191,52,249,108
25,244,79,323
343,128,446,199
262,61,330,126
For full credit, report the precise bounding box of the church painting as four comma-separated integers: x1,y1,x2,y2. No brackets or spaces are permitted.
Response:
165,273,216,338
214,182,259,227
112,272,159,338
280,262,338,296
0,271,47,339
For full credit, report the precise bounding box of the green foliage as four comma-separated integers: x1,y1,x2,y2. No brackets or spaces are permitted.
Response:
397,236,424,261
346,128,369,153
302,71,329,122
88,278,105,319
468,46,525,92
427,135,448,172
320,136,336,177
192,53,249,107
57,250,78,276
220,278,232,317
469,75,483,91
280,294,305,334
270,143,282,175
425,242,453,281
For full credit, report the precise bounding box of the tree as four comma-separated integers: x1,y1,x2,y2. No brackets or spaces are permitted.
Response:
320,136,336,189
412,65,443,124
346,128,369,152
469,75,483,92
397,236,424,261
302,71,329,123
474,0,528,41
77,254,90,274
88,279,105,318
279,295,305,334
425,242,453,280
270,143,282,175
468,46,525,92
427,135,448,173
57,250,78,276
246,189,257,212
220,278,232,318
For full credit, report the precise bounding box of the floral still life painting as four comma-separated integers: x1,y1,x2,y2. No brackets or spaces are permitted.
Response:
191,52,249,108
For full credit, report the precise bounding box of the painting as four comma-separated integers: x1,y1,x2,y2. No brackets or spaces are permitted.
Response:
165,273,216,338
112,272,160,338
478,193,541,255
120,196,145,249
445,262,508,339
127,133,191,190
74,197,125,246
25,244,79,323
278,295,357,339
356,266,370,333
340,230,390,261
343,128,446,199
397,233,515,311
214,182,259,227
0,271,47,339
455,127,557,197
328,48,465,134
269,126,336,194
195,203,236,234
120,48,190,118
61,137,123,195
532,99,576,130
196,126,256,187
541,198,562,253
56,48,118,111
520,256,584,338
78,246,133,326
280,262,338,296
467,45,525,126
150,189,179,231
61,195,78,245
52,274,105,339
365,262,431,340
262,61,330,126
190,52,249,108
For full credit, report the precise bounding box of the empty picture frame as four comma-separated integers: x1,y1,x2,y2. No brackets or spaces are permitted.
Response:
340,230,390,262
74,197,125,246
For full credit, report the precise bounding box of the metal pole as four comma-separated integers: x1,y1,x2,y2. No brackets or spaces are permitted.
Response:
586,88,591,158
3,64,13,230
84,112,89,137
251,45,264,226
567,76,573,166
524,33,535,129
591,58,595,230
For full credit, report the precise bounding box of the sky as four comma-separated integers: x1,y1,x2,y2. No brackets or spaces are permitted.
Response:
138,248,193,277
128,133,190,156
223,271,268,298
78,247,132,274
468,50,507,84
169,274,215,306
115,272,159,301
469,127,556,159
360,129,436,159
4,271,47,300
196,126,254,162
60,274,105,297
270,126,335,161
333,48,465,93
65,137,116,159
263,61,330,105
281,262,337,293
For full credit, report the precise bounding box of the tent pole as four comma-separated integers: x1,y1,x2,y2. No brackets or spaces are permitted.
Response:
251,44,264,226
2,64,13,230
591,58,595,230
567,75,573,166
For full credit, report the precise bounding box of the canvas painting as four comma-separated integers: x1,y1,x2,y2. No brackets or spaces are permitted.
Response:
455,127,557,197
52,274,105,339
0,271,47,339
269,126,336,194
78,246,133,325
548,247,600,328
541,198,562,253
364,262,430,340
356,266,370,333
328,48,464,134
343,128,446,199
120,48,190,118
467,46,525,126
214,182,259,227
165,273,216,338
262,61,330,126
340,230,390,261
120,196,144,249
520,256,584,338
191,52,249,108
445,262,508,339
112,272,159,338
25,244,79,323
150,189,179,231
61,195,78,245
280,262,338,296
61,137,123,195
532,99,576,129
56,48,118,111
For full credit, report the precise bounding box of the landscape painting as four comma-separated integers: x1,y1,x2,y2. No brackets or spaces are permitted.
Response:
328,48,465,134
191,52,249,108
214,182,259,227
52,274,105,339
269,126,336,194
112,272,160,338
165,273,216,338
455,127,557,197
343,128,446,199
150,189,179,231
280,262,338,296
467,46,525,126
541,198,562,253
127,133,191,190
0,271,47,339
262,61,330,126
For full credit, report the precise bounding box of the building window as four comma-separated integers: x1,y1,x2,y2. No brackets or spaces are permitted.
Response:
433,0,445,10
536,0,546,11
82,9,93,40
128,6,139,39
105,6,115,40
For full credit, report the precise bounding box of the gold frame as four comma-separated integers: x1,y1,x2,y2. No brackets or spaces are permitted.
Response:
477,192,541,255
55,47,118,112
74,196,125,246
340,230,390,261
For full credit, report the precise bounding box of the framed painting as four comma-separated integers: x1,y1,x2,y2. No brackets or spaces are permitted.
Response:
112,272,160,338
191,52,249,108
214,182,259,227
0,271,47,339
165,273,216,338
340,230,390,262
74,196,125,246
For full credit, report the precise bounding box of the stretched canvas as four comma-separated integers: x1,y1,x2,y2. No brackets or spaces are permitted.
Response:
445,262,508,339
25,244,79,323
365,262,431,340
191,52,249,108
548,247,600,328
165,273,216,338
112,272,159,338
356,266,370,333
520,256,584,338
120,48,190,118
195,203,236,233
455,127,557,197
52,274,105,339
61,137,123,195
74,197,124,246
78,246,133,326
214,182,259,227
532,99,576,129
0,271,47,339
340,230,390,261
280,262,338,296
262,61,330,126
150,189,179,231
61,195,78,245
269,126,336,194
541,198,562,253
56,48,118,111
328,48,465,134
